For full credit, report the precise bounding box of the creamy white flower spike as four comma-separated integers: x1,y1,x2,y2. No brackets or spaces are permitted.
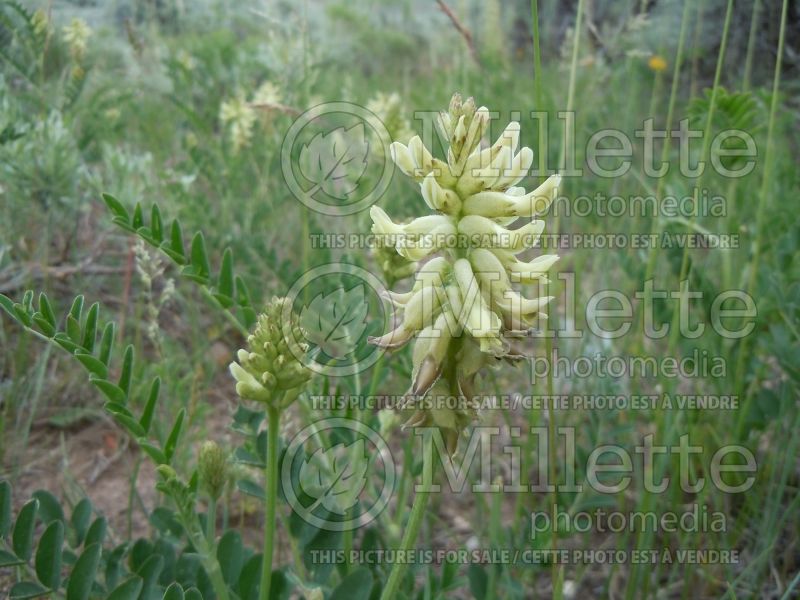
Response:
369,93,567,453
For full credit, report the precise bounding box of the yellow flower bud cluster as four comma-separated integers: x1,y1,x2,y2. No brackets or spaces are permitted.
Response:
229,297,312,409
368,93,561,452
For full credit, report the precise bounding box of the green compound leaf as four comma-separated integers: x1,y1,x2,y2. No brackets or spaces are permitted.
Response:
31,313,56,337
102,193,130,222
83,517,106,548
190,232,210,277
330,566,373,600
150,204,163,243
91,378,127,405
0,548,24,567
139,377,160,434
74,353,108,379
216,247,235,307
32,490,64,524
0,479,11,537
66,543,102,600
164,409,185,462
98,322,115,366
35,520,64,590
13,499,39,560
9,582,49,599
69,499,92,548
106,576,142,600
217,530,243,585
118,345,134,398
163,582,185,600
81,302,99,353
38,293,56,327
68,295,84,322
0,294,17,320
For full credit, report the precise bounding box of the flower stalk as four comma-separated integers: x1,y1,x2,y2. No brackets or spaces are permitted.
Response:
228,297,313,600
371,92,563,596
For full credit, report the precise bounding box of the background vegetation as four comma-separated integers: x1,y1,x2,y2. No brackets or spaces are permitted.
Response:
0,0,798,598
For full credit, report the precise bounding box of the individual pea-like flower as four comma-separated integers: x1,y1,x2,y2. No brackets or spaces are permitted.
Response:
229,297,312,409
63,18,92,62
369,93,562,453
220,92,256,153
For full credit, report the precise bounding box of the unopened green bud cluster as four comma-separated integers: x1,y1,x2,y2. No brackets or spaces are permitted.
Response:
229,297,312,409
198,441,228,501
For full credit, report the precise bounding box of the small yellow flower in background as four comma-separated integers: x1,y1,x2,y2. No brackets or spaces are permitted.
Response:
648,54,668,72
63,18,92,62
219,92,256,153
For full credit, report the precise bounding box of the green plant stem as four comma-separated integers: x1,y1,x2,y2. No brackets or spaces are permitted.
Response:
380,447,434,600
260,405,281,600
174,503,230,600
206,496,217,543
666,0,733,358
200,287,248,336
734,0,789,434
531,0,543,110
742,0,761,92
126,455,142,539
547,393,560,600
547,1,584,595
635,0,692,356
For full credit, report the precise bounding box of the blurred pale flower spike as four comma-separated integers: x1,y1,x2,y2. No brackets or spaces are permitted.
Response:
63,18,92,61
220,92,256,152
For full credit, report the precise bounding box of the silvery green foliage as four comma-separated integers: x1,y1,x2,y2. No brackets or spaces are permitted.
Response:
0,112,84,209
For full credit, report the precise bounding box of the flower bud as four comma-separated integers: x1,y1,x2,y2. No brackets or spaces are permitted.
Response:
389,142,417,177
229,297,312,408
421,173,461,214
198,441,228,501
